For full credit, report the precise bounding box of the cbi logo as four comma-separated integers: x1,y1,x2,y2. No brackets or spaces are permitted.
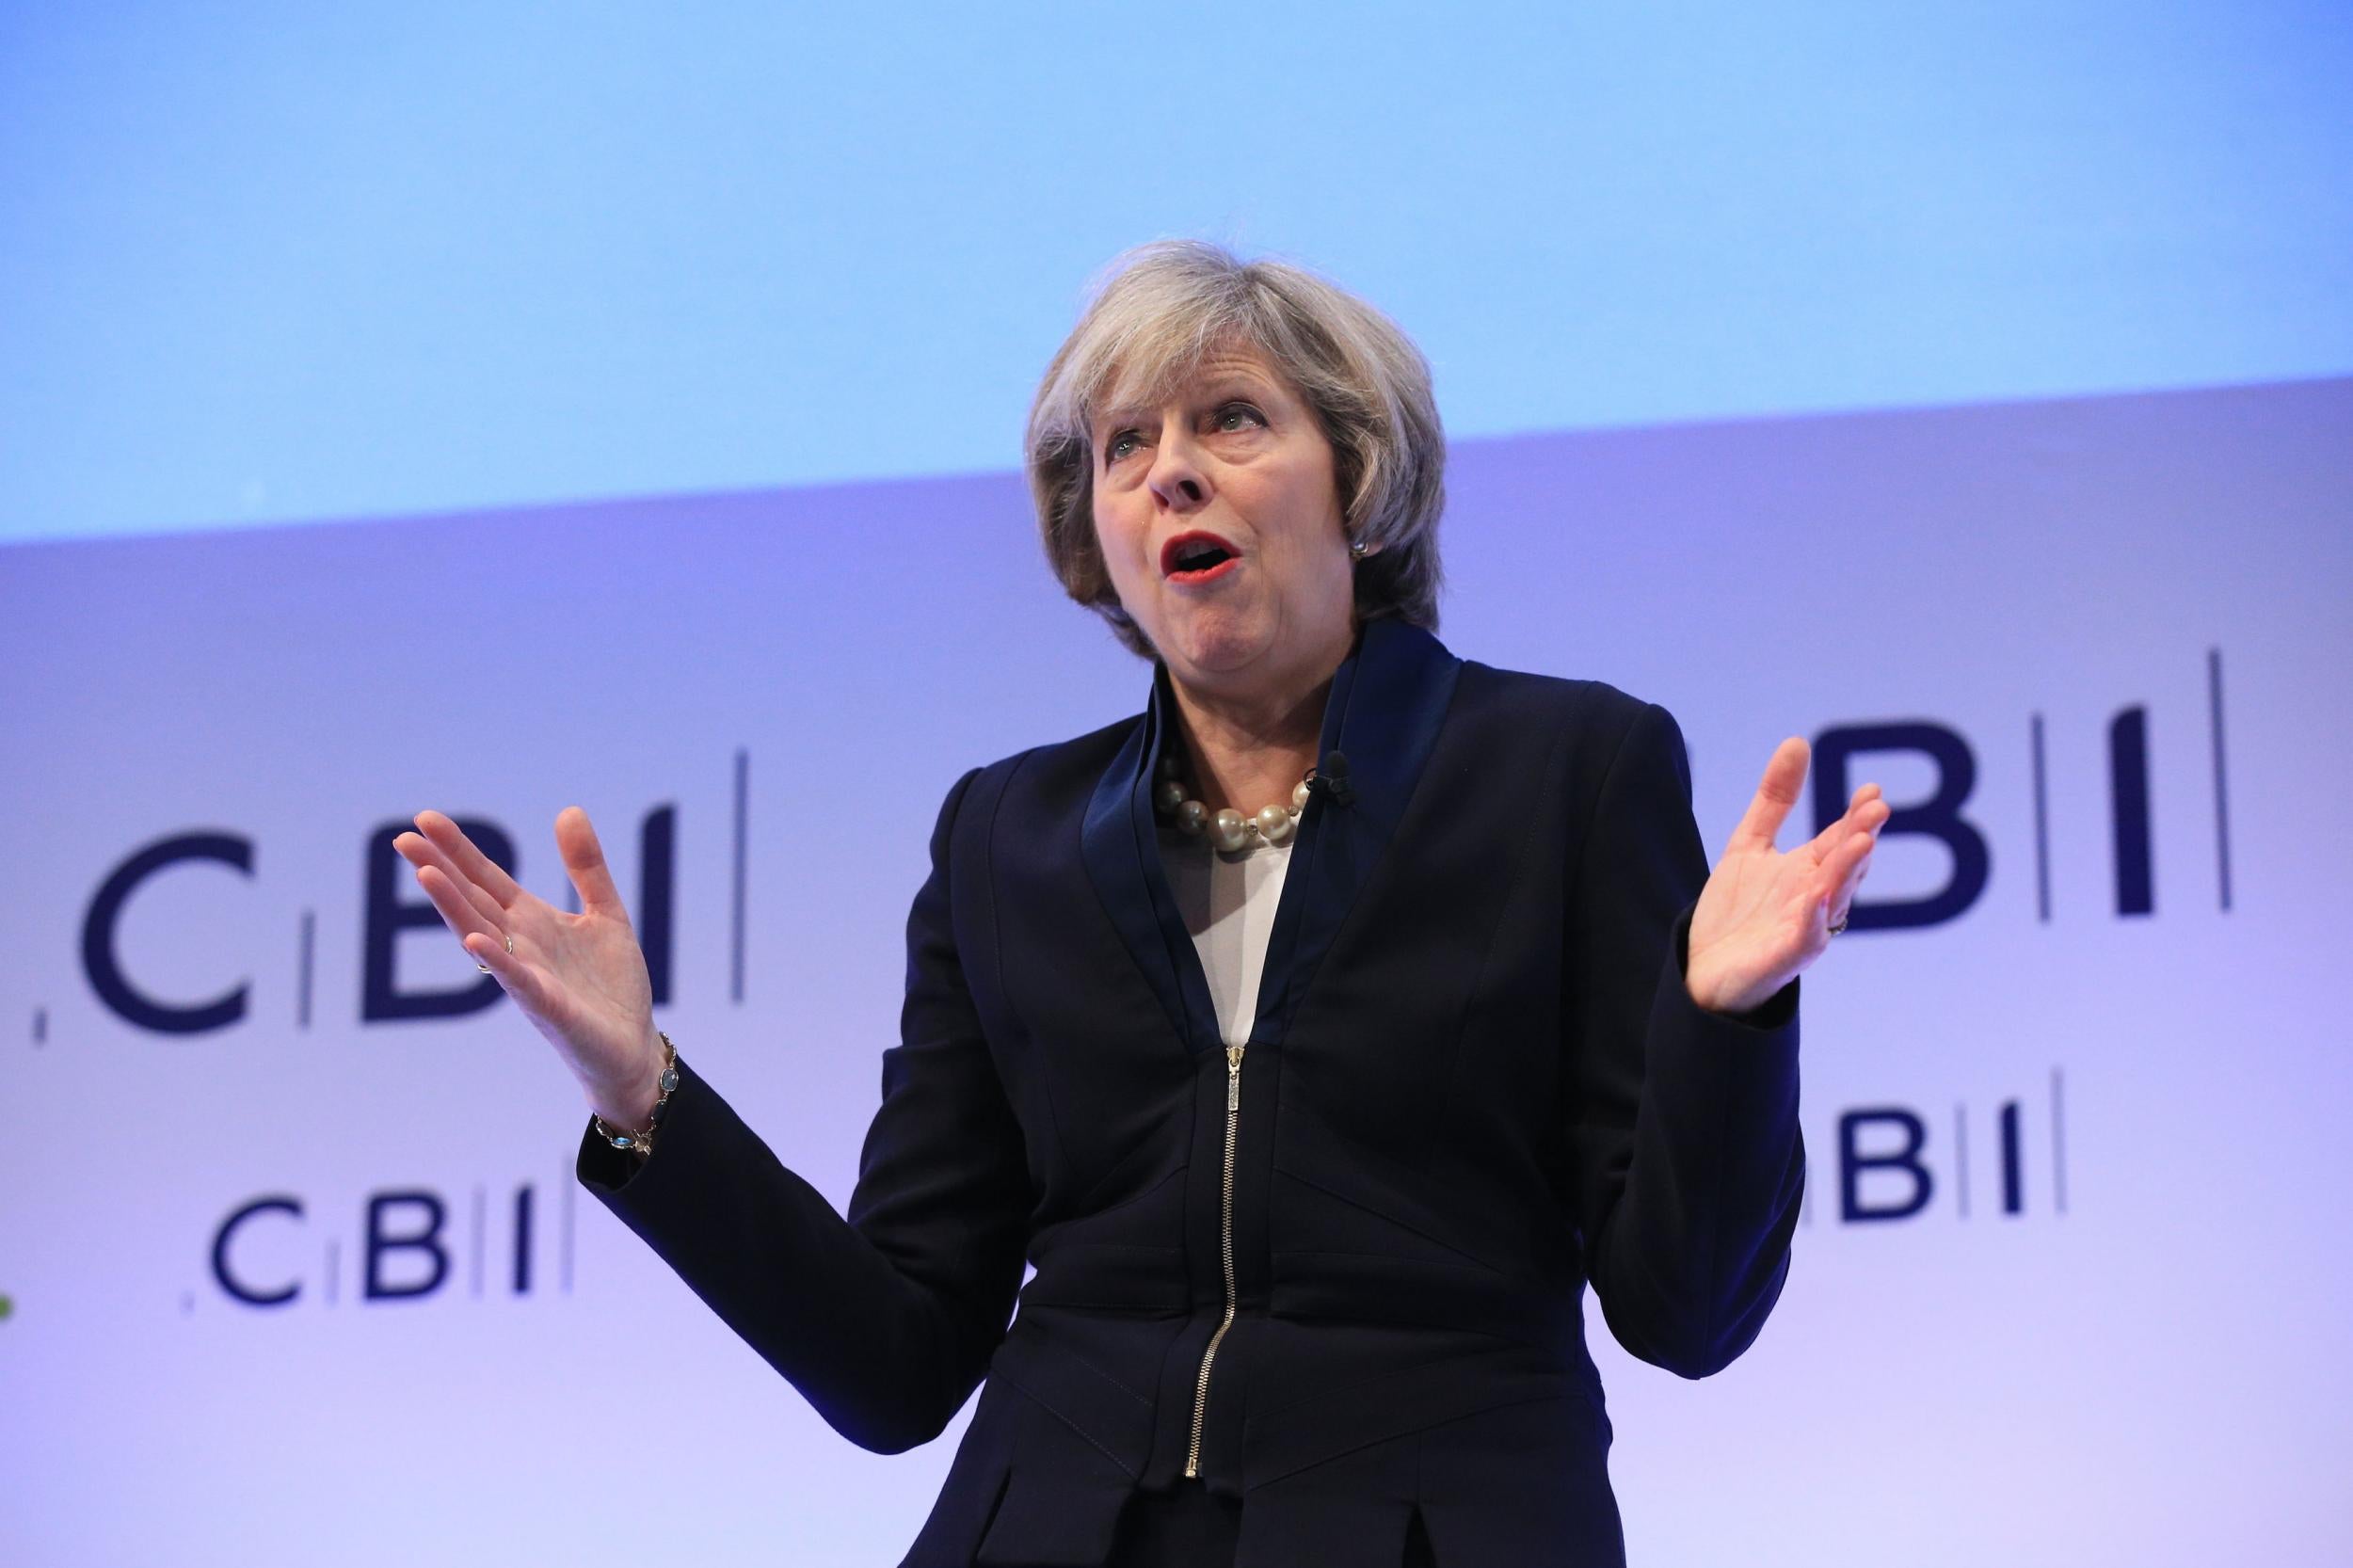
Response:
79,805,684,1035
206,1178,574,1310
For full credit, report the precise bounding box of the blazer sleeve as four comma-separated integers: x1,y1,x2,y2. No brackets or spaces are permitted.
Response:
1564,697,1807,1380
575,764,1033,1452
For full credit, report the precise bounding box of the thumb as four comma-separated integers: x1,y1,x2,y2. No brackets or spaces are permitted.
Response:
555,806,627,916
1726,736,1808,854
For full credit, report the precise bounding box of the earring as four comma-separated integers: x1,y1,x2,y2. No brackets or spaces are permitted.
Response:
1350,538,1369,558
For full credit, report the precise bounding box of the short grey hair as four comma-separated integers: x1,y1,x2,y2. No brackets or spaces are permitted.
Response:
1026,239,1447,661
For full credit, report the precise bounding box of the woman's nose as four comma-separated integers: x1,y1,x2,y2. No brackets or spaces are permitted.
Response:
1146,429,1209,510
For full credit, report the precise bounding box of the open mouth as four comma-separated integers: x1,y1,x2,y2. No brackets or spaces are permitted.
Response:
1161,531,1241,584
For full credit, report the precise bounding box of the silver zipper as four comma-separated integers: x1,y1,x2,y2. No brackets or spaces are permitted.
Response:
1185,1042,1246,1479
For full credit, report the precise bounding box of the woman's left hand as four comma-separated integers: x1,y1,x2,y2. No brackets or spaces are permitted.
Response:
1685,737,1889,1017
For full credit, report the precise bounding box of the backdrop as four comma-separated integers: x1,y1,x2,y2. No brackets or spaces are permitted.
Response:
5,376,2347,1563
7,2,2351,1561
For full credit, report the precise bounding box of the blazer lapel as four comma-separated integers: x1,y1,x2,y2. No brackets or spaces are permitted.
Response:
1080,616,1465,1057
1080,680,1223,1054
1255,616,1463,1040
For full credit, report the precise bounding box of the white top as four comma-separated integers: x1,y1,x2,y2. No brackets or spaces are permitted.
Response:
1159,824,1296,1048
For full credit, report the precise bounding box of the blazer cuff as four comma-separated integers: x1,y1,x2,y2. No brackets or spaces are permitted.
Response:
576,1052,733,1208
1645,899,1802,1176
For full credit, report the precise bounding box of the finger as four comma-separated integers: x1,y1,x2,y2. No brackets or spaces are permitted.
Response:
1726,737,1809,853
414,809,525,909
1806,792,1889,864
555,807,627,916
1819,830,1876,914
463,928,553,1015
395,829,510,933
1829,786,1886,829
414,863,507,950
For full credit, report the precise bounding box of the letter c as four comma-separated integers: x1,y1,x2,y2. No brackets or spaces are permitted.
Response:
83,831,254,1034
212,1195,303,1306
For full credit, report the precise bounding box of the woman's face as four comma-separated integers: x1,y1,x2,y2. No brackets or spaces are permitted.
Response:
1090,344,1357,696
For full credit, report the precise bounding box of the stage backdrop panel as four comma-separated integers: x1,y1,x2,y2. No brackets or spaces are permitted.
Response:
3,377,2346,1565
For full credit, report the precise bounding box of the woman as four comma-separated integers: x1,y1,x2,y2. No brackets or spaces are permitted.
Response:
395,240,1886,1567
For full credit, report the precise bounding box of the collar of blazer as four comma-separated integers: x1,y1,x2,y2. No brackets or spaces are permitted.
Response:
1080,615,1465,1058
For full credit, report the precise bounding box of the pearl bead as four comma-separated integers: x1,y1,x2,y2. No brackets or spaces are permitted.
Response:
1151,747,1315,854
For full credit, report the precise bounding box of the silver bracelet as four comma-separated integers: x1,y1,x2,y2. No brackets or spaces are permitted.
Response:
592,1031,679,1158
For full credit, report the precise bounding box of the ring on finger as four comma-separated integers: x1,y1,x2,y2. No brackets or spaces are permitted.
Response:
475,930,515,973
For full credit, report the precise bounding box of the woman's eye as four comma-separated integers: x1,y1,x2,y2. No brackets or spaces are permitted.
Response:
1106,430,1139,462
1215,403,1264,431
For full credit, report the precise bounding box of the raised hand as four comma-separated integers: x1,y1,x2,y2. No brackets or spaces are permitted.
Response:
1684,737,1888,1017
392,807,667,1128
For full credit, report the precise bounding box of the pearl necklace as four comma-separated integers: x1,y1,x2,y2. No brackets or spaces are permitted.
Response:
1152,750,1313,853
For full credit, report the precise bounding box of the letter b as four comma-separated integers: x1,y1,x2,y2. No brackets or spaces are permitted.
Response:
1811,723,1989,932
1840,1108,1934,1222
363,1190,449,1301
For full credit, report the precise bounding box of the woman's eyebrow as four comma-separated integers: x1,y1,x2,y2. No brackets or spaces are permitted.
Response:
1092,373,1279,439
1093,391,1161,428
1090,412,1139,453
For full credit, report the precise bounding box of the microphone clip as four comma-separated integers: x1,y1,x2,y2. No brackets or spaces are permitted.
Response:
1306,750,1355,808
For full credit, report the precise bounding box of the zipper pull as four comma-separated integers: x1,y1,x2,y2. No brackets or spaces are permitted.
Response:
1226,1043,1244,1111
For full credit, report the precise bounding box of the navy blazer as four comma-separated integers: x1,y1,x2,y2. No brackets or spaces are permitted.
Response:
580,616,1805,1567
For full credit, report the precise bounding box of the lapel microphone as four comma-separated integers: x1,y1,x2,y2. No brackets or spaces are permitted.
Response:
1309,750,1355,808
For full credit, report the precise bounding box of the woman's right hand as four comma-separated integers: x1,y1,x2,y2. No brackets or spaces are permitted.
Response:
392,806,665,1128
